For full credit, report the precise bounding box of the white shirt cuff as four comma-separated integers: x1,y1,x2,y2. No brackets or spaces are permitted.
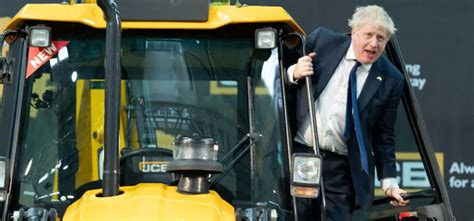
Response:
287,65,298,84
381,177,399,192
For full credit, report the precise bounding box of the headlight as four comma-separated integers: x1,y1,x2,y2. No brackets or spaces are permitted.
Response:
294,155,320,184
290,153,322,198
0,157,9,202
29,26,52,47
255,27,277,49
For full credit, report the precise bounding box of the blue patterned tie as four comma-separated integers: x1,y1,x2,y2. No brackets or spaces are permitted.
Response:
343,61,369,174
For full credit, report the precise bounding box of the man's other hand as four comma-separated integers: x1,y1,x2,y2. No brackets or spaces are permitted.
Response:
293,52,316,80
385,187,409,207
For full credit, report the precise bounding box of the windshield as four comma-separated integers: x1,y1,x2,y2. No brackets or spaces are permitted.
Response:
12,25,291,218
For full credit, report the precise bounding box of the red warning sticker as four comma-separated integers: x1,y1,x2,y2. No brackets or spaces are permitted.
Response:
26,41,70,79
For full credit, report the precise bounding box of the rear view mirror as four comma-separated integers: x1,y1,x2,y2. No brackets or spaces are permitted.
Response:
0,156,10,202
282,33,303,51
0,30,27,57
280,32,305,70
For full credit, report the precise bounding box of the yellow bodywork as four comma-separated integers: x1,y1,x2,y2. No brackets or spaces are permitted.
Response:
75,80,105,186
63,183,235,221
2,2,304,220
3,4,304,33
75,80,129,186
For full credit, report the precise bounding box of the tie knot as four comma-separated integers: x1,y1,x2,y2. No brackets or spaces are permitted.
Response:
354,60,361,67
349,60,360,77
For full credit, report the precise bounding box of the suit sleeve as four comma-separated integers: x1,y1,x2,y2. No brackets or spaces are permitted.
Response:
373,77,404,180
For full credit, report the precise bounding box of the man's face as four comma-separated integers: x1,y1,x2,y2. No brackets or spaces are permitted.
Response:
351,24,389,64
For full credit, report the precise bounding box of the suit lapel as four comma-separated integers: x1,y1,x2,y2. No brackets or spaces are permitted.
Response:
313,39,351,99
359,61,384,112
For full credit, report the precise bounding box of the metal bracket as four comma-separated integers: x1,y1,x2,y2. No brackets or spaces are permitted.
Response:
0,57,14,85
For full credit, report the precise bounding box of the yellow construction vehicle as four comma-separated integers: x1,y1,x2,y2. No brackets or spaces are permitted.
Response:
0,0,453,220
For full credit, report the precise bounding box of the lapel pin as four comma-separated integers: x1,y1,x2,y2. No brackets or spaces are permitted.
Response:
376,76,382,81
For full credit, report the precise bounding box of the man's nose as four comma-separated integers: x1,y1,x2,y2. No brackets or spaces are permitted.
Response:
368,37,378,47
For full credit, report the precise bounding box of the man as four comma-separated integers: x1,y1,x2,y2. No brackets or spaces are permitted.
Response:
287,5,408,220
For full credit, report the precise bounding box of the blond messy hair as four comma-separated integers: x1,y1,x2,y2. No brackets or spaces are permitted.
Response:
348,5,397,37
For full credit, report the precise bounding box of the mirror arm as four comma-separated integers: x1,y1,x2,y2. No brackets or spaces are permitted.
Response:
0,30,28,56
0,30,27,85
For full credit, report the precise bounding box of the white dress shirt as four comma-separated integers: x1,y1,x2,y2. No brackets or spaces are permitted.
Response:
287,43,399,191
294,43,370,155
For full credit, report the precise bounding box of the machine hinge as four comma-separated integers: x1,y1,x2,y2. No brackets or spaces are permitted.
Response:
0,57,14,85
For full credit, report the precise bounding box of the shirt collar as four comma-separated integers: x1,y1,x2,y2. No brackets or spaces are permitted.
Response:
346,42,372,71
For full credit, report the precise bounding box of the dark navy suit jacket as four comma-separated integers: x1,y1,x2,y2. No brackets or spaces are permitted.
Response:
288,27,404,209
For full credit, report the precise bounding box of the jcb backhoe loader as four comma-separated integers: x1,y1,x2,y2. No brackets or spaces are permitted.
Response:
0,0,453,220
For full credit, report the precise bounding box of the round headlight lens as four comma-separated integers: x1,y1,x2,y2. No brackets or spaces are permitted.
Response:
293,155,321,185
296,161,317,181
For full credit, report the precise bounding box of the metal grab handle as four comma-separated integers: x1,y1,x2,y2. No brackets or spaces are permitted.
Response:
282,32,325,221
372,189,436,206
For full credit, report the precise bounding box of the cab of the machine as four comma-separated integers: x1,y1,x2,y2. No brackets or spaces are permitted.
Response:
0,0,453,220
0,1,308,220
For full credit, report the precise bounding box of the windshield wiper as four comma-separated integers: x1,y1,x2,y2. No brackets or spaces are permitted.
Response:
209,132,261,186
219,132,261,162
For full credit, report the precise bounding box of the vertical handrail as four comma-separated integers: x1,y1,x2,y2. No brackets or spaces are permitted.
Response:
97,0,122,197
281,32,326,221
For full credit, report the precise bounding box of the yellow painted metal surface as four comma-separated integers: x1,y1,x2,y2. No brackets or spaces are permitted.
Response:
75,79,105,186
0,16,10,30
3,4,303,33
5,3,292,220
75,80,129,187
209,81,270,95
63,183,235,220
71,0,233,4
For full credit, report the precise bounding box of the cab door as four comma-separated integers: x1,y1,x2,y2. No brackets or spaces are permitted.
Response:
351,36,454,221
0,31,28,219
279,33,454,220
